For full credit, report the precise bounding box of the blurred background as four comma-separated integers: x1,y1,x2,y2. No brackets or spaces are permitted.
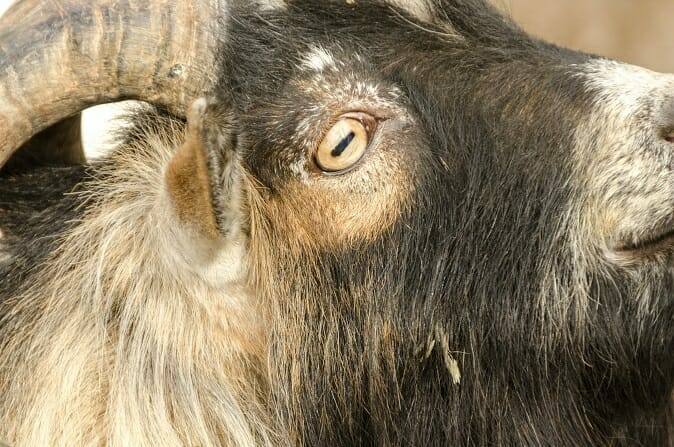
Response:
500,0,674,73
1,0,673,157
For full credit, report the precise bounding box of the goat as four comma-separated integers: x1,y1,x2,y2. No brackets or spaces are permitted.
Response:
0,0,673,445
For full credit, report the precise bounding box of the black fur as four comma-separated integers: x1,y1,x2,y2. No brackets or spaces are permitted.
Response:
0,166,86,298
222,1,673,445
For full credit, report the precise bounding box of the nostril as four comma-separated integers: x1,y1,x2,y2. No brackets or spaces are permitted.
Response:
666,130,674,143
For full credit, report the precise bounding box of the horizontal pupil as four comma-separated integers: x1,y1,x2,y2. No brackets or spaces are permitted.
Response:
331,131,356,157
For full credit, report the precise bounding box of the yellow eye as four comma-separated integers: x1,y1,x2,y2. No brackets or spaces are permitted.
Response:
315,117,371,173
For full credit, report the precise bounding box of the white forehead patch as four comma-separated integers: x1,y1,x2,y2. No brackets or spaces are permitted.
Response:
302,46,338,72
581,59,673,117
386,0,435,23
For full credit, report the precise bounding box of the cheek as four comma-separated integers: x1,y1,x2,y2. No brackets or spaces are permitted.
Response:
323,183,404,244
253,161,414,253
285,185,406,250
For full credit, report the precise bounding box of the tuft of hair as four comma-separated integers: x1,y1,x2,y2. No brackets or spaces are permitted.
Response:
0,110,280,446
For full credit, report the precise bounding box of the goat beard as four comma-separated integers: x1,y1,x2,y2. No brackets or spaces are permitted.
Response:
255,226,674,445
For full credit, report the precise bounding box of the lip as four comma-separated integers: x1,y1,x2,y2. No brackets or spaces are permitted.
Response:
614,227,674,257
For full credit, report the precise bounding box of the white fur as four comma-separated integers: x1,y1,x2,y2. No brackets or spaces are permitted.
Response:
573,59,674,270
255,0,286,11
288,157,310,183
386,0,435,23
301,46,337,72
582,59,674,117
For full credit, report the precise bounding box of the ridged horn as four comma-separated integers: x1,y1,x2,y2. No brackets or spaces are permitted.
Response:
0,0,226,167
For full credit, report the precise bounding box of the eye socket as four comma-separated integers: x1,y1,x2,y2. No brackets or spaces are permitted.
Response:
315,115,373,173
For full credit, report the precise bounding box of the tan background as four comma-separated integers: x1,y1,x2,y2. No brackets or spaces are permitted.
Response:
500,0,674,73
1,0,673,156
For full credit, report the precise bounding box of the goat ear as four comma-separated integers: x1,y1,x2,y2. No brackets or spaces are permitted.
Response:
165,97,239,240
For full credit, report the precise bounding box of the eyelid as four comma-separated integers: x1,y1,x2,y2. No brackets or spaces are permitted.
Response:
339,111,381,134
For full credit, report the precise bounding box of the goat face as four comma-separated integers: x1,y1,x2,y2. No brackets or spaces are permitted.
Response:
219,2,674,444
0,0,672,445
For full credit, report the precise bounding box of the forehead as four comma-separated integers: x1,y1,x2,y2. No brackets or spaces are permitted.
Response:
229,0,594,142
295,45,401,99
238,0,456,53
228,1,453,101
230,0,575,86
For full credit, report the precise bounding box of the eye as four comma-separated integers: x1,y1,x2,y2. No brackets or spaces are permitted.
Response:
315,114,374,173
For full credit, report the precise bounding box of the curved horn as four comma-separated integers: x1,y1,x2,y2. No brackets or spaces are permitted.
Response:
0,0,225,167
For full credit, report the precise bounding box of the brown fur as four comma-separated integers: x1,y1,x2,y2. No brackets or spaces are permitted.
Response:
166,119,220,239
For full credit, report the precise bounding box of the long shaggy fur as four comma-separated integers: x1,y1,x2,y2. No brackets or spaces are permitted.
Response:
0,114,277,446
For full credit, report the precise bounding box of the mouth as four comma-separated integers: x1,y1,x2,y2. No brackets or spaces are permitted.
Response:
614,226,674,258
